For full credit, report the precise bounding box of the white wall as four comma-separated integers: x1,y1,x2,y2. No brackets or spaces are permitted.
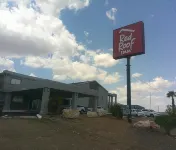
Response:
74,82,108,109
97,86,108,109
75,97,89,106
74,82,90,107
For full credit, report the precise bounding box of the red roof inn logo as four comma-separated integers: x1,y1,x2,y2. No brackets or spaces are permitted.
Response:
113,21,145,59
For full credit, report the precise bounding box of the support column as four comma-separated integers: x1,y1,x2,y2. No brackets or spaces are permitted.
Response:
40,88,50,115
2,93,11,112
93,97,97,112
111,96,113,106
107,96,109,108
105,96,108,110
115,95,117,104
71,93,78,109
109,96,111,106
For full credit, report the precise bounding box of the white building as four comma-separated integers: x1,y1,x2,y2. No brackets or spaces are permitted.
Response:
72,81,117,110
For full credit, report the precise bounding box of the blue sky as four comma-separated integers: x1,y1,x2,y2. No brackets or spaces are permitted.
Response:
0,0,176,111
61,0,176,93
61,0,176,82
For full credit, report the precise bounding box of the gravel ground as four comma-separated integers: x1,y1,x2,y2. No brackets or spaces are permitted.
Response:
0,116,175,150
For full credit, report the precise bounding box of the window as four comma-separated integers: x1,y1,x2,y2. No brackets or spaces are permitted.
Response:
11,78,21,85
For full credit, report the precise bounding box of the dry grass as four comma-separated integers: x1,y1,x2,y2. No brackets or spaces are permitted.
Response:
0,116,175,150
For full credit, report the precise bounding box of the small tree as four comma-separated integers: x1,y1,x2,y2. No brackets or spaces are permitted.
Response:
109,104,123,119
167,91,176,115
166,105,176,116
48,97,58,114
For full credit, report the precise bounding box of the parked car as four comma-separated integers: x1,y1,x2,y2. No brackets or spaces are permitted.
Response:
131,109,138,116
136,110,145,117
122,108,145,117
140,109,150,116
140,109,161,117
146,109,161,117
77,105,86,114
97,106,105,111
87,107,93,112
86,106,105,112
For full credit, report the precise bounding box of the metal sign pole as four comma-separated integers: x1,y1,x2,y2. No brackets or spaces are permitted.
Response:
126,56,132,123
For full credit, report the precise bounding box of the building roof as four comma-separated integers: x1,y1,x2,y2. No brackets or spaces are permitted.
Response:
108,93,117,97
72,80,108,92
2,70,98,97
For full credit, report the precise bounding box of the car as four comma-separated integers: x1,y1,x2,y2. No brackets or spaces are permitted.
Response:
146,109,162,117
131,109,138,116
87,107,93,112
86,106,105,112
140,109,150,116
140,109,161,117
97,106,105,111
136,110,145,117
77,105,86,114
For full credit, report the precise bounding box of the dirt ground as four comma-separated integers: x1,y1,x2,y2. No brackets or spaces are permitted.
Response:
0,116,175,150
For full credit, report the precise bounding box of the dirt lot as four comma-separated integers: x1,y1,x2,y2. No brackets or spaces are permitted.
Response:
0,116,175,150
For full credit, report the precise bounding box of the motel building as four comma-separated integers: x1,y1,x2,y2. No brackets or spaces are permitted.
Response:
0,70,117,116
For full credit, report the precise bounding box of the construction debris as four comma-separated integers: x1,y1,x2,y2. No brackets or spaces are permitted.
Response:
97,109,107,117
36,114,42,119
133,120,160,129
62,109,80,119
1,115,12,119
87,111,98,118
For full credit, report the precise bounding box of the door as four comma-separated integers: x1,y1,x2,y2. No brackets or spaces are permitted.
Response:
30,99,41,111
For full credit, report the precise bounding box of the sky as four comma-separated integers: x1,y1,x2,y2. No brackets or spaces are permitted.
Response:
0,0,176,112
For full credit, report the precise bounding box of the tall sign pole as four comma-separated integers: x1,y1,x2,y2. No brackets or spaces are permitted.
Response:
150,92,151,109
113,21,145,123
127,56,132,122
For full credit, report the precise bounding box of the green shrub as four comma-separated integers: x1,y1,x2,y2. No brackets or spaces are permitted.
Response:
155,115,176,135
48,97,58,114
109,104,123,119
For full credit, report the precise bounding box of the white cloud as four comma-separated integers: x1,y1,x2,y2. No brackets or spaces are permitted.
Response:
131,56,135,60
84,31,92,44
29,73,37,77
0,57,15,72
106,8,117,21
86,40,92,44
103,72,121,84
0,0,121,85
0,0,89,58
108,48,113,51
34,0,90,16
94,53,119,68
132,73,143,78
110,77,175,111
84,31,89,37
22,55,121,84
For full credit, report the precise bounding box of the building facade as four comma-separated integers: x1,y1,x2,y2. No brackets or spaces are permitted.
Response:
72,81,116,109
0,70,99,115
0,70,116,115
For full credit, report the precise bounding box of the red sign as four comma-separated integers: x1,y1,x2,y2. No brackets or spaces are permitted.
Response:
113,21,145,59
